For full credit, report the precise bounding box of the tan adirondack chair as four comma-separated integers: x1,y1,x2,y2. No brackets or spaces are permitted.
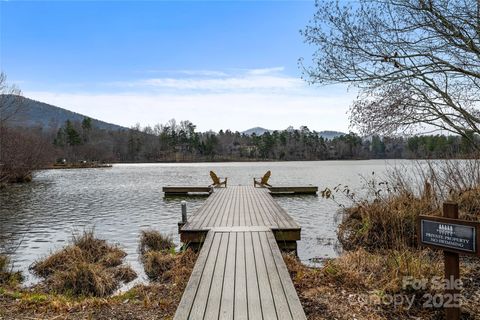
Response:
254,170,272,188
209,171,227,187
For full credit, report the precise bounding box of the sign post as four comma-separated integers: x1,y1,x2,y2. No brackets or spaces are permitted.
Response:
442,202,460,320
418,201,480,320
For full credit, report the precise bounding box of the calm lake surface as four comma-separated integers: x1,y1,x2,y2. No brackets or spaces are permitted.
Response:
0,160,410,288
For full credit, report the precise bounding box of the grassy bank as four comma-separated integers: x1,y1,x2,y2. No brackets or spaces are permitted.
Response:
309,160,480,319
0,230,197,319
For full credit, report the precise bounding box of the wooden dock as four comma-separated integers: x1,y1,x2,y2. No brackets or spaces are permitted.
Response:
163,186,213,196
174,186,307,319
268,186,318,195
180,186,301,245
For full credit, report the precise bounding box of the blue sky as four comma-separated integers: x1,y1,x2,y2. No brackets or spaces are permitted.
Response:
0,0,354,132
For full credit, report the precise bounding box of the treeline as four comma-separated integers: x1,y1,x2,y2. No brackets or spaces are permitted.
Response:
51,118,476,163
1,115,476,185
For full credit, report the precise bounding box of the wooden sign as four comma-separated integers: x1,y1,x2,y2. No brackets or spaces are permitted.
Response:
418,216,479,256
417,202,480,320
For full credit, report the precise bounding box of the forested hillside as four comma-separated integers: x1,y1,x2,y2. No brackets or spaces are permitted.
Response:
4,96,125,131
2,93,476,165
51,118,476,163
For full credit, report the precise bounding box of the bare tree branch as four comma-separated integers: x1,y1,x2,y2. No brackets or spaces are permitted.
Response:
301,0,480,147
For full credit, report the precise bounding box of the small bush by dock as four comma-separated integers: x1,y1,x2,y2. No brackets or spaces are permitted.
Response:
30,230,136,297
139,229,197,284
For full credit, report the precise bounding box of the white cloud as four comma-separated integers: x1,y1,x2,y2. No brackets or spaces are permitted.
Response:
25,90,355,132
24,67,356,132
110,67,300,91
246,67,285,75
137,75,302,91
145,69,229,77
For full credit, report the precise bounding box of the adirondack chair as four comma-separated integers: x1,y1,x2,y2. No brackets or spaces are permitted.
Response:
209,171,227,187
254,170,272,188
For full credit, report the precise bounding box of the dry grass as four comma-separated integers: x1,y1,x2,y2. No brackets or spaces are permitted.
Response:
321,248,442,293
142,251,176,281
139,229,197,283
31,246,84,278
0,254,22,286
338,192,436,250
1,244,199,320
314,160,480,319
139,229,175,254
112,265,138,283
282,250,480,320
47,262,117,297
335,161,480,251
30,230,136,297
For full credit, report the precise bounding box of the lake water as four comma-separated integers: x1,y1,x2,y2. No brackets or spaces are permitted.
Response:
0,160,409,288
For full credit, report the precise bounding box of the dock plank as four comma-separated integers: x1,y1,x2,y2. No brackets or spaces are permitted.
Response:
234,232,248,320
260,231,292,320
181,186,301,243
266,232,307,320
204,233,229,319
187,233,222,319
174,230,306,320
219,232,237,319
174,231,215,320
244,231,263,320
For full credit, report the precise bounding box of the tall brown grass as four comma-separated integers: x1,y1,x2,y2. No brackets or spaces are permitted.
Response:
307,159,480,318
329,160,480,251
30,230,136,297
139,230,197,283
139,230,175,254
283,250,449,320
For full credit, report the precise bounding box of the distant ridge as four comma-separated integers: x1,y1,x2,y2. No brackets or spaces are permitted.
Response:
242,127,271,135
242,126,345,139
5,95,126,131
318,130,345,139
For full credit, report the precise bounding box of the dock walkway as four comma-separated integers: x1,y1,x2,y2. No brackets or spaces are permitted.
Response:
180,186,301,244
174,186,307,319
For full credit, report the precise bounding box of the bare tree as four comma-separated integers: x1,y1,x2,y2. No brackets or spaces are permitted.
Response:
0,72,24,127
301,0,480,147
0,73,53,183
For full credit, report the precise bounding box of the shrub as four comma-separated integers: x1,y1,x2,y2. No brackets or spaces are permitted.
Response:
113,265,138,283
138,230,198,284
30,246,84,278
338,192,434,250
139,230,174,254
48,262,117,297
329,161,480,251
30,231,136,297
142,251,176,281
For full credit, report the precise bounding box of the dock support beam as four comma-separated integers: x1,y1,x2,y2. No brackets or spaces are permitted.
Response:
178,201,188,233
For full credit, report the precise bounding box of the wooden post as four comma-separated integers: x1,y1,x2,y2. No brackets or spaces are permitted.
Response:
443,202,460,320
178,201,187,233
181,201,187,223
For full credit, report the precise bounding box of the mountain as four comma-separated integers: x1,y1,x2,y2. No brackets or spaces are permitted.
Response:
242,126,345,139
242,127,272,135
4,95,126,131
318,130,345,139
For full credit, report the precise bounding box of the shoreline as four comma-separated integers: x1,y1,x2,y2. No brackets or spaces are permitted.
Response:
2,247,479,320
